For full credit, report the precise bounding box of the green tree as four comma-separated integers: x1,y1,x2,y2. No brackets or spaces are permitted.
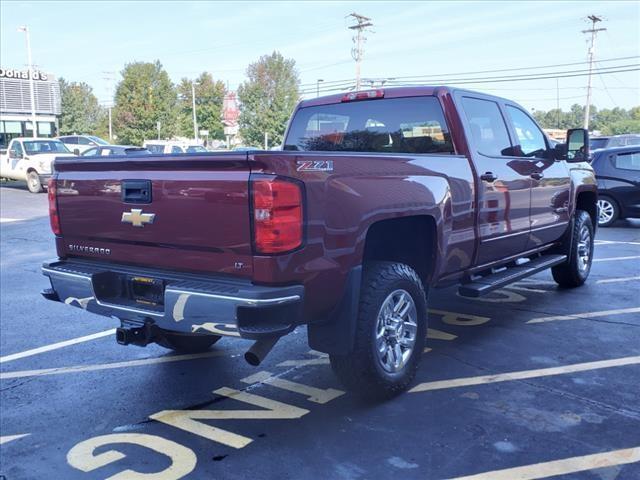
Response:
59,78,104,135
113,61,177,145
176,72,226,140
238,51,300,147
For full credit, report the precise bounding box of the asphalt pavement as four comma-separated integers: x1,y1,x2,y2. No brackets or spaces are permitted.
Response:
1,179,639,480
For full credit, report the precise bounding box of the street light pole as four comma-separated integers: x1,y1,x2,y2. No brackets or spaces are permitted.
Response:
316,79,324,97
191,81,198,142
18,25,37,138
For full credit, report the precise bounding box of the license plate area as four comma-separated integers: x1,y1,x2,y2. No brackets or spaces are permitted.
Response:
92,271,165,312
128,276,164,306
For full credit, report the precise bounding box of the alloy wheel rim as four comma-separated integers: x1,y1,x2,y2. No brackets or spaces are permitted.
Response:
375,289,418,373
597,199,614,225
576,224,592,273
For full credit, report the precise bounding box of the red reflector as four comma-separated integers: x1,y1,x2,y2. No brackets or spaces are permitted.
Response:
251,177,303,254
341,89,385,102
48,177,61,235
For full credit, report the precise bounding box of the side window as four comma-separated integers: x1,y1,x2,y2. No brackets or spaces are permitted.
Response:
171,146,183,154
460,97,513,157
64,136,78,145
505,105,547,158
101,149,112,156
614,151,640,171
83,147,99,156
78,136,92,145
11,142,24,156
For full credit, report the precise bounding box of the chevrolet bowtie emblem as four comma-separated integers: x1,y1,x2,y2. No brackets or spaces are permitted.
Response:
121,209,156,227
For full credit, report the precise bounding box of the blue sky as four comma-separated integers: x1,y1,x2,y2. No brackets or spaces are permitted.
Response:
1,1,639,112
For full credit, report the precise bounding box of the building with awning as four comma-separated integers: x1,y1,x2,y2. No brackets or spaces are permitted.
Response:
0,68,61,149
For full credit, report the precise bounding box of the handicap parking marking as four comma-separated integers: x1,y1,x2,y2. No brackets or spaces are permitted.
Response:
0,433,30,445
409,355,640,393
0,350,230,380
0,329,116,364
446,445,640,480
527,306,640,324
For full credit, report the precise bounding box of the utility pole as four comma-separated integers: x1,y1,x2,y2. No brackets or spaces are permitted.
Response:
556,78,560,129
17,26,37,138
347,13,373,91
103,71,116,141
316,78,324,97
191,81,198,142
582,15,606,130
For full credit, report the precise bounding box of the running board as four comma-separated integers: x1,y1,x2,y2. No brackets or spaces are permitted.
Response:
458,254,567,298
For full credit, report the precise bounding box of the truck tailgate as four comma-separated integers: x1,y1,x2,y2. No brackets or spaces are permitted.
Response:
53,154,253,277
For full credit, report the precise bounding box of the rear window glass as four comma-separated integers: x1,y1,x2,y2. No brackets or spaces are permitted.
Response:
284,96,454,154
614,151,640,171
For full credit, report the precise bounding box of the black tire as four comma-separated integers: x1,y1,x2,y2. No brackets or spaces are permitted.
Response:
597,195,619,227
552,210,594,287
27,171,43,193
156,330,221,353
330,261,427,399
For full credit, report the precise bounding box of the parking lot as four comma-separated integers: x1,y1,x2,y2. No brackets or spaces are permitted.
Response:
1,180,639,480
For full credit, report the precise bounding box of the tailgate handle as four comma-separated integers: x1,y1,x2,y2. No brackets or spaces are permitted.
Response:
122,180,152,204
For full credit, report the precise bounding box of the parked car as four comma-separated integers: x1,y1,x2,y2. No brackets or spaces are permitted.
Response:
58,135,110,155
0,138,75,192
590,134,640,154
143,140,207,154
591,145,640,226
42,86,596,397
82,145,151,157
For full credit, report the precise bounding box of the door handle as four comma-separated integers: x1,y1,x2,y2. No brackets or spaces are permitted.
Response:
480,172,498,182
530,172,544,180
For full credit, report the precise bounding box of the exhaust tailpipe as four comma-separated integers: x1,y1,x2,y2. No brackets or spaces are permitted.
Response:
244,336,279,366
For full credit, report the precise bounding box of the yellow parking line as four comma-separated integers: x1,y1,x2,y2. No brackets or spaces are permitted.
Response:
0,350,228,380
409,355,640,393
527,307,640,324
0,329,116,364
446,446,640,480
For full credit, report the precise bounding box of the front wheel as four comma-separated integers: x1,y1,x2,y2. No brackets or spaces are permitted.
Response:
330,262,427,399
26,171,43,193
552,210,594,287
597,196,619,227
156,330,221,353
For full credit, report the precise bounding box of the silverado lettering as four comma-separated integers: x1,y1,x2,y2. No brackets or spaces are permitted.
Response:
42,86,597,398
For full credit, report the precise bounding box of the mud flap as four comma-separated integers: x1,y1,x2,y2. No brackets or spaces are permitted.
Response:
307,266,362,355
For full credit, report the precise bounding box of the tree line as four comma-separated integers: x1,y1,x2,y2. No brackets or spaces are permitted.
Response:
533,104,640,135
58,51,299,147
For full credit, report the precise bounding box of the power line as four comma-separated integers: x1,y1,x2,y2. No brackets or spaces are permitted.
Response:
299,66,640,95
298,55,639,88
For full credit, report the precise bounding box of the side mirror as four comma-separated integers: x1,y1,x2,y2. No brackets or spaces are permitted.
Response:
566,128,589,162
73,148,80,156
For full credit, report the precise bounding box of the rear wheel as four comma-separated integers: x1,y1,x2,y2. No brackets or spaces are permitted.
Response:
552,210,594,287
597,196,619,227
26,171,43,193
330,262,427,399
156,330,221,353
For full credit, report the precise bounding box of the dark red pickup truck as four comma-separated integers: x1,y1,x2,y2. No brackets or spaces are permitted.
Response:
42,86,597,397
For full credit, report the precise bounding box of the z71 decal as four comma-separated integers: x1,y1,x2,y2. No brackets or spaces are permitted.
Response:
296,160,334,172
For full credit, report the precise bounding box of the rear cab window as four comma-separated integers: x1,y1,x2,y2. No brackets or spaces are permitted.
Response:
284,96,454,154
460,96,513,157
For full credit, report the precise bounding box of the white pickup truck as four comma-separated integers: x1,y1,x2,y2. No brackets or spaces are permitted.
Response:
0,138,75,193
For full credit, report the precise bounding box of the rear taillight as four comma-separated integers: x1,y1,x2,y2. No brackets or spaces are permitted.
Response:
251,177,303,254
48,177,61,235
